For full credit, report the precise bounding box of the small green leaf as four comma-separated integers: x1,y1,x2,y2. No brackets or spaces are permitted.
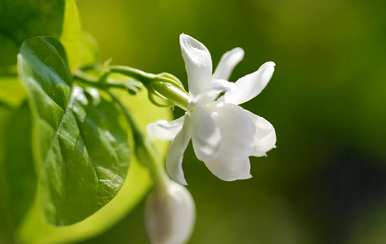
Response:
18,36,131,225
0,0,65,66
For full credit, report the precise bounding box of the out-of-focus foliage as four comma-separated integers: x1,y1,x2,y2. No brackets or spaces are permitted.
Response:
60,0,98,70
76,0,386,243
0,0,64,66
0,102,35,244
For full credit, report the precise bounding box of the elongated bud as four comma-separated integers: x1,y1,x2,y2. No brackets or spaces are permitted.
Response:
145,180,195,244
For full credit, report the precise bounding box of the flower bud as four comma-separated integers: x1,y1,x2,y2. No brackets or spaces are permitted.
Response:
145,180,195,244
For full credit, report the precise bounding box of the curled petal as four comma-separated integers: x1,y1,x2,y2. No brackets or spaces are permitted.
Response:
147,116,185,140
213,47,245,80
224,61,275,105
249,114,276,157
166,115,192,185
179,33,212,95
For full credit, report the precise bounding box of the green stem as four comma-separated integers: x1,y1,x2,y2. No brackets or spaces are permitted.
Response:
106,91,169,189
107,66,190,110
73,71,141,94
75,66,191,111
109,66,155,84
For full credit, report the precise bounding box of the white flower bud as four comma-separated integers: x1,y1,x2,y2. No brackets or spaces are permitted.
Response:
145,180,195,244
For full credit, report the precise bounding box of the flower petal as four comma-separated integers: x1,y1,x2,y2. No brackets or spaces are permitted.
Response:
179,34,212,95
224,61,275,105
192,103,256,181
249,113,276,157
210,79,236,92
191,106,221,161
166,115,192,185
147,116,185,140
213,47,244,80
212,103,256,157
205,156,252,181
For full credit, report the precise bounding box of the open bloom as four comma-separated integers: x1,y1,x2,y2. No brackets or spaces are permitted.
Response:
148,34,276,184
145,180,195,244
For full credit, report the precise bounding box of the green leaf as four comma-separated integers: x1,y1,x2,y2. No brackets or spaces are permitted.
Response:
0,0,65,66
18,36,131,225
18,88,171,244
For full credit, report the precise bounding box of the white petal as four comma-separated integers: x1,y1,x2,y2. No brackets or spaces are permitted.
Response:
249,113,276,157
192,103,256,181
145,180,195,244
205,156,252,181
166,115,192,185
210,79,236,92
180,34,212,95
147,116,185,140
213,47,245,80
191,106,221,161
211,103,256,158
224,61,275,105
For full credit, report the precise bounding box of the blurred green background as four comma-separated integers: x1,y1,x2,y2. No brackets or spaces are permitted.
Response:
72,0,386,243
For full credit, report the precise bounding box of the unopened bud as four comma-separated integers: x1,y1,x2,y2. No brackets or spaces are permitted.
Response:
145,180,195,244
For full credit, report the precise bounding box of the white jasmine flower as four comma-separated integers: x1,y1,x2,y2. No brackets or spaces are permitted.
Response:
148,33,276,184
145,180,195,244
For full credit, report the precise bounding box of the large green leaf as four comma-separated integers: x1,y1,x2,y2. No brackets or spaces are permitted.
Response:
18,88,171,244
0,0,65,66
18,36,131,225
16,37,171,242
